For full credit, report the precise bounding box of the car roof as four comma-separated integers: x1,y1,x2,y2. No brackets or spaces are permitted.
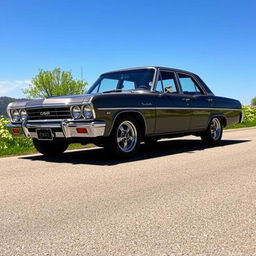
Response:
101,66,197,76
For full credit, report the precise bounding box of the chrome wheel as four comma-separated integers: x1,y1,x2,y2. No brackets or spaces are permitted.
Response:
201,117,223,145
210,118,222,141
116,120,138,153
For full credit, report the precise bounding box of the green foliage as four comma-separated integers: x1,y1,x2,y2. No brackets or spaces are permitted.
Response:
251,96,256,106
242,105,256,123
0,116,33,156
23,68,87,98
224,105,256,129
0,116,13,142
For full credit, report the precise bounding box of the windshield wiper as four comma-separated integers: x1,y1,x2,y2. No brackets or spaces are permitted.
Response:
102,89,122,94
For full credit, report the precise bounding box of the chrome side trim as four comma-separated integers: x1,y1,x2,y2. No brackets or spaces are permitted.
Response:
98,107,241,111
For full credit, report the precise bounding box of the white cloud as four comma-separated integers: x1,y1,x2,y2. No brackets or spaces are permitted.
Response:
0,80,31,97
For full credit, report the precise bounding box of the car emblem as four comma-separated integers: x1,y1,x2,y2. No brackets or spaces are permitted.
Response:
40,111,51,116
141,102,152,106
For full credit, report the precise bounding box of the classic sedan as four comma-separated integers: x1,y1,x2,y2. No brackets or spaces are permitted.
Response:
7,67,242,157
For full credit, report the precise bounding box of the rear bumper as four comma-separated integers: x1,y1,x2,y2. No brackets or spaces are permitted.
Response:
7,120,106,139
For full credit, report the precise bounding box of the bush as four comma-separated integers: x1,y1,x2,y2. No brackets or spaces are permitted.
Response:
242,105,256,123
0,116,33,155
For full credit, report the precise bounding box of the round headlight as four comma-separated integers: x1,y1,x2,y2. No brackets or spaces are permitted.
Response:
20,109,28,121
71,106,82,119
12,109,20,122
83,105,94,120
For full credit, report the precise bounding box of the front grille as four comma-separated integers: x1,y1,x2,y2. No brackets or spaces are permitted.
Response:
27,107,71,120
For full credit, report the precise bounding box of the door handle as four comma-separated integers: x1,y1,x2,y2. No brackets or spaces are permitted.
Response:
182,98,191,102
207,98,213,103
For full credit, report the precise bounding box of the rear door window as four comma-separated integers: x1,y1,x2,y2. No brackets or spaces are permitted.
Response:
178,73,204,95
156,71,178,93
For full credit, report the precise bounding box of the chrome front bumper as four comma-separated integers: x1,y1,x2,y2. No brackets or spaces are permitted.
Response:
7,120,106,139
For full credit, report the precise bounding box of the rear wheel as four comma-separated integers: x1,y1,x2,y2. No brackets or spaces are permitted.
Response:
33,139,68,156
105,116,141,157
201,117,223,145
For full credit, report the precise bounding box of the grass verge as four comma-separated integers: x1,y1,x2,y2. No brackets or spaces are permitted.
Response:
0,142,95,158
225,121,256,129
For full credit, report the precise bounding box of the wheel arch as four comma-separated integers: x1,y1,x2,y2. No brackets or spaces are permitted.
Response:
207,113,227,128
108,110,147,139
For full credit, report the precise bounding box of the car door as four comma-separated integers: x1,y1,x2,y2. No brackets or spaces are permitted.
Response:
176,73,212,130
155,70,191,134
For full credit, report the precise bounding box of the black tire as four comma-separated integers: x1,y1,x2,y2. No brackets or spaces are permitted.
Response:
201,117,223,145
104,116,141,157
33,139,68,156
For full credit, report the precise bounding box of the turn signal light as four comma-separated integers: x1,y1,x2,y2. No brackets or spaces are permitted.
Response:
12,128,21,134
76,128,88,134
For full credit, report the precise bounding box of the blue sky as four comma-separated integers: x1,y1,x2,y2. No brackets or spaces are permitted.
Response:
0,0,255,104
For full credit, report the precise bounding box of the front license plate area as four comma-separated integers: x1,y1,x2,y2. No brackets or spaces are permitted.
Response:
36,129,53,140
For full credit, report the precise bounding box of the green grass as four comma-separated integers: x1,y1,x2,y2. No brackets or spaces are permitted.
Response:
0,144,35,157
67,143,95,150
0,141,95,157
225,120,256,129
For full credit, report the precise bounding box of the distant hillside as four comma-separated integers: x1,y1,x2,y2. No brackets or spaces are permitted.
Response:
0,96,17,117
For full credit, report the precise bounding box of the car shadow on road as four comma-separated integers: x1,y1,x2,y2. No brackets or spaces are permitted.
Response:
20,138,250,166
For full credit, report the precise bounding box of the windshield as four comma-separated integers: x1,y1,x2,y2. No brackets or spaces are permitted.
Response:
87,69,155,94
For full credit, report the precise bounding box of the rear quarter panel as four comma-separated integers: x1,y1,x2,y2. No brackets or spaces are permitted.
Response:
212,96,242,126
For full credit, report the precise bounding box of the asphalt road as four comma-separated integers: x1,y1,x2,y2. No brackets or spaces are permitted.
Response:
0,128,256,256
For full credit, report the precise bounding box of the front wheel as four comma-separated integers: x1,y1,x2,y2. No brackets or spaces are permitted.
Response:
33,139,68,156
105,116,141,157
201,117,223,145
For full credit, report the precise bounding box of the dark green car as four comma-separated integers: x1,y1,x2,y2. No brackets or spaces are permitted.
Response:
7,67,242,157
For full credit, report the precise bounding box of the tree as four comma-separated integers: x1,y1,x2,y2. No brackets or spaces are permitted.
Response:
251,96,256,106
0,96,16,117
23,68,87,98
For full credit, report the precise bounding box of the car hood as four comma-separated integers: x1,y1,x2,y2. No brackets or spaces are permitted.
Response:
8,94,93,109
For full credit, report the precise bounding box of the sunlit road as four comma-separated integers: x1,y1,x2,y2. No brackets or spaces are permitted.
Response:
0,128,255,255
